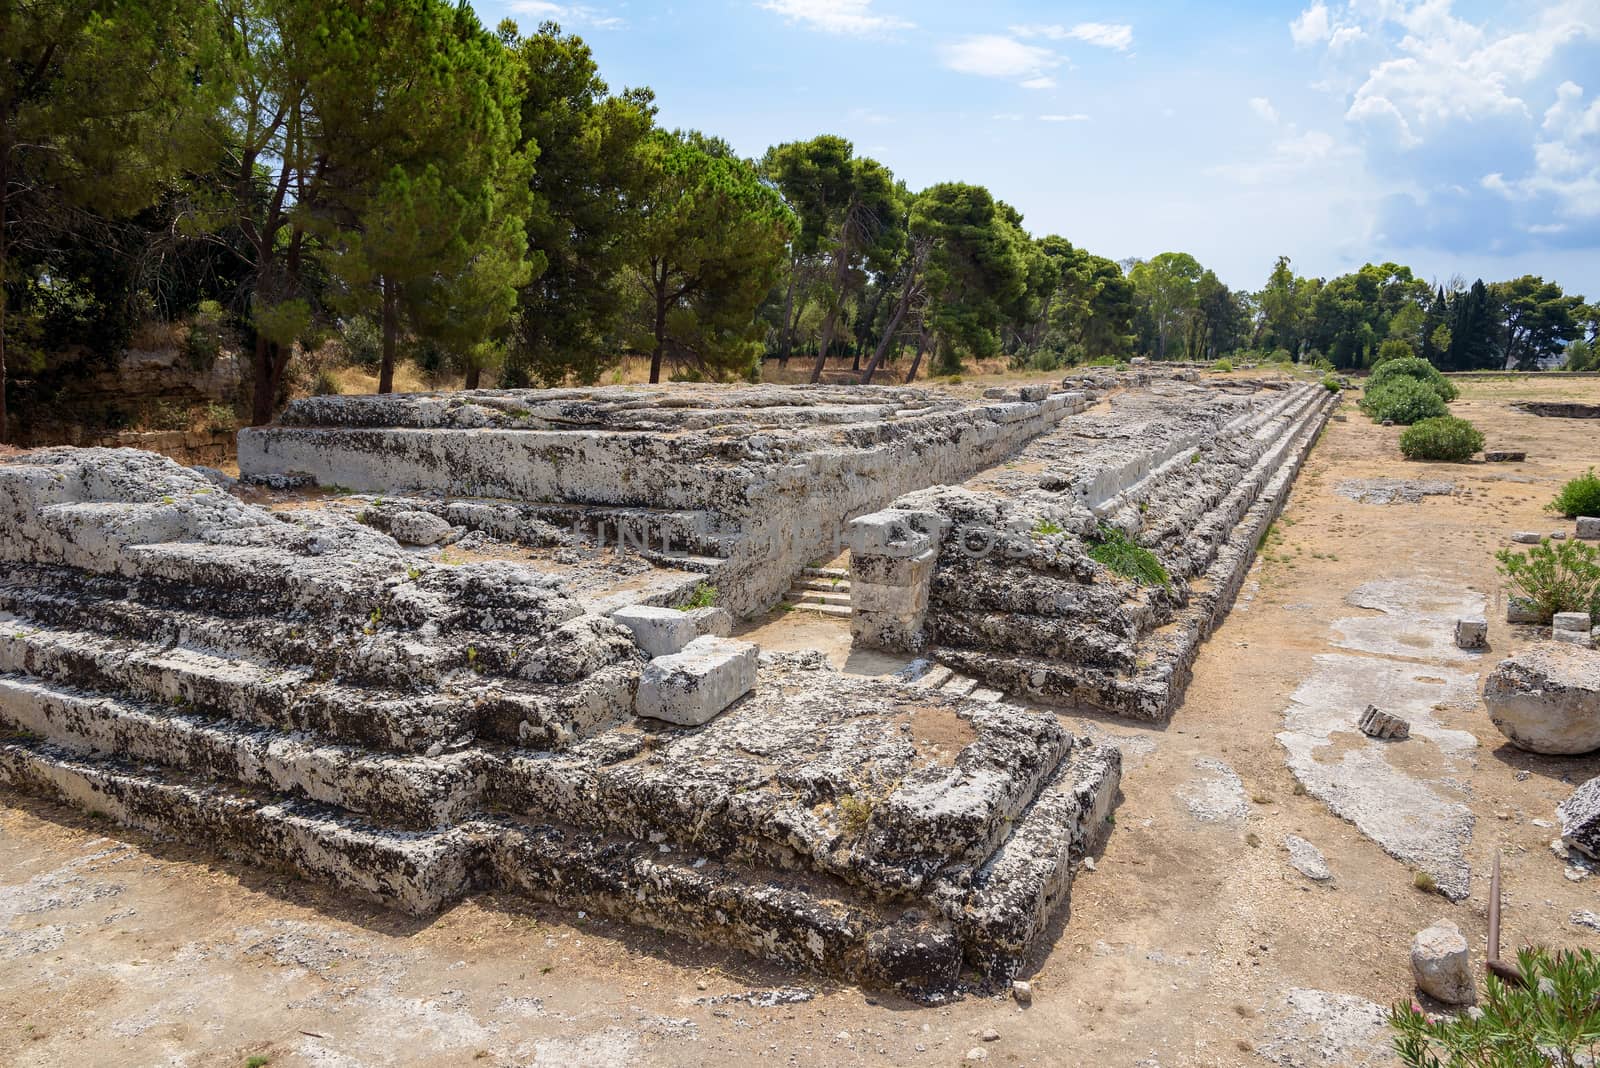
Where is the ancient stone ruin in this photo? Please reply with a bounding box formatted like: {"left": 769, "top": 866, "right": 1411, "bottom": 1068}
{"left": 0, "top": 370, "right": 1335, "bottom": 999}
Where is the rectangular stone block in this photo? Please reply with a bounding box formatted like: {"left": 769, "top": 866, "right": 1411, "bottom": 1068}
{"left": 1019, "top": 384, "right": 1051, "bottom": 402}
{"left": 612, "top": 605, "right": 698, "bottom": 658}
{"left": 634, "top": 637, "right": 757, "bottom": 726}
{"left": 685, "top": 606, "right": 733, "bottom": 638}
{"left": 1553, "top": 612, "right": 1593, "bottom": 633}
{"left": 847, "top": 509, "right": 945, "bottom": 557}
{"left": 850, "top": 609, "right": 926, "bottom": 653}
{"left": 852, "top": 547, "right": 936, "bottom": 588}
{"left": 1507, "top": 598, "right": 1543, "bottom": 624}
{"left": 1454, "top": 617, "right": 1488, "bottom": 650}
{"left": 1578, "top": 517, "right": 1600, "bottom": 540}
{"left": 1551, "top": 628, "right": 1594, "bottom": 648}
{"left": 853, "top": 579, "right": 930, "bottom": 616}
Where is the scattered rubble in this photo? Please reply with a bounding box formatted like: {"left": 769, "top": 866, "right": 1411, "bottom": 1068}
{"left": 1483, "top": 450, "right": 1526, "bottom": 462}
{"left": 1558, "top": 775, "right": 1600, "bottom": 859}
{"left": 1335, "top": 478, "right": 1455, "bottom": 506}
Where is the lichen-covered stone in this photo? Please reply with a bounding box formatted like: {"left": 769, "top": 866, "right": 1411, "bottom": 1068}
{"left": 1484, "top": 643, "right": 1600, "bottom": 754}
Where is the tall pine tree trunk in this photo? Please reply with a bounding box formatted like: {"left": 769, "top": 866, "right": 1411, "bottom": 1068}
{"left": 649, "top": 268, "right": 668, "bottom": 385}
{"left": 903, "top": 323, "right": 930, "bottom": 384}
{"left": 0, "top": 175, "right": 8, "bottom": 444}
{"left": 464, "top": 364, "right": 482, "bottom": 390}
{"left": 378, "top": 276, "right": 398, "bottom": 394}
{"left": 808, "top": 248, "right": 848, "bottom": 384}
{"left": 250, "top": 332, "right": 275, "bottom": 426}
{"left": 776, "top": 261, "right": 798, "bottom": 368}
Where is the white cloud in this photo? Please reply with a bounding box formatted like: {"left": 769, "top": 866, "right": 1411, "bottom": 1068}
{"left": 1021, "top": 75, "right": 1057, "bottom": 90}
{"left": 1250, "top": 96, "right": 1279, "bottom": 123}
{"left": 1013, "top": 21, "right": 1134, "bottom": 51}
{"left": 1290, "top": 2, "right": 1331, "bottom": 47}
{"left": 1209, "top": 129, "right": 1347, "bottom": 184}
{"left": 510, "top": 0, "right": 624, "bottom": 29}
{"left": 940, "top": 35, "right": 1061, "bottom": 80}
{"left": 1039, "top": 113, "right": 1091, "bottom": 122}
{"left": 757, "top": 0, "right": 912, "bottom": 34}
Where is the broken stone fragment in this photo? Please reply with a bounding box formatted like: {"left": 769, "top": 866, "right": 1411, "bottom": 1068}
{"left": 1578, "top": 517, "right": 1600, "bottom": 540}
{"left": 1483, "top": 450, "right": 1526, "bottom": 462}
{"left": 1011, "top": 980, "right": 1033, "bottom": 1006}
{"left": 1454, "top": 617, "right": 1488, "bottom": 650}
{"left": 390, "top": 510, "right": 453, "bottom": 546}
{"left": 1558, "top": 775, "right": 1600, "bottom": 860}
{"left": 1410, "top": 919, "right": 1475, "bottom": 1004}
{"left": 634, "top": 636, "right": 759, "bottom": 726}
{"left": 1483, "top": 643, "right": 1600, "bottom": 755}
{"left": 1284, "top": 834, "right": 1332, "bottom": 881}
{"left": 1358, "top": 704, "right": 1410, "bottom": 740}
{"left": 612, "top": 605, "right": 698, "bottom": 658}
{"left": 1552, "top": 629, "right": 1595, "bottom": 648}
{"left": 1511, "top": 532, "right": 1542, "bottom": 545}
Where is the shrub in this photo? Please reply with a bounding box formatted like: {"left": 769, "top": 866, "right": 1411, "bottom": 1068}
{"left": 1211, "top": 358, "right": 1233, "bottom": 372}
{"left": 1495, "top": 537, "right": 1600, "bottom": 621}
{"left": 202, "top": 403, "right": 237, "bottom": 434}
{"left": 1399, "top": 416, "right": 1484, "bottom": 462}
{"left": 684, "top": 583, "right": 718, "bottom": 609}
{"left": 184, "top": 300, "right": 227, "bottom": 371}
{"left": 1360, "top": 376, "right": 1449, "bottom": 425}
{"left": 1087, "top": 526, "right": 1171, "bottom": 589}
{"left": 1372, "top": 338, "right": 1414, "bottom": 366}
{"left": 1550, "top": 467, "right": 1600, "bottom": 518}
{"left": 311, "top": 368, "right": 342, "bottom": 396}
{"left": 1390, "top": 947, "right": 1600, "bottom": 1067}
{"left": 341, "top": 316, "right": 382, "bottom": 369}
{"left": 1367, "top": 356, "right": 1459, "bottom": 401}
{"left": 1321, "top": 375, "right": 1341, "bottom": 392}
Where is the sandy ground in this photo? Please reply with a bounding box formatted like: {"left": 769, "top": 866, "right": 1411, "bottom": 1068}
{"left": 4, "top": 374, "right": 1600, "bottom": 1067}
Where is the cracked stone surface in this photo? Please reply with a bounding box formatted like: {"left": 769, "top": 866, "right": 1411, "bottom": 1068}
{"left": 1177, "top": 757, "right": 1249, "bottom": 826}
{"left": 1334, "top": 479, "right": 1455, "bottom": 506}
{"left": 1258, "top": 988, "right": 1396, "bottom": 1067}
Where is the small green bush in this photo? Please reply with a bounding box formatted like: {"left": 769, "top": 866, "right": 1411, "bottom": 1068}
{"left": 684, "top": 583, "right": 718, "bottom": 609}
{"left": 1087, "top": 526, "right": 1171, "bottom": 589}
{"left": 1367, "top": 356, "right": 1459, "bottom": 401}
{"left": 341, "top": 316, "right": 382, "bottom": 369}
{"left": 1550, "top": 467, "right": 1600, "bottom": 518}
{"left": 311, "top": 368, "right": 342, "bottom": 396}
{"left": 1360, "top": 376, "right": 1449, "bottom": 425}
{"left": 1372, "top": 338, "right": 1414, "bottom": 366}
{"left": 1211, "top": 358, "right": 1233, "bottom": 372}
{"left": 1390, "top": 947, "right": 1600, "bottom": 1067}
{"left": 1398, "top": 416, "right": 1484, "bottom": 462}
{"left": 1321, "top": 375, "right": 1341, "bottom": 392}
{"left": 202, "top": 403, "right": 237, "bottom": 434}
{"left": 1495, "top": 537, "right": 1600, "bottom": 621}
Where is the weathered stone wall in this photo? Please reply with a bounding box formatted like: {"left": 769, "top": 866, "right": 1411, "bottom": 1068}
{"left": 238, "top": 385, "right": 1088, "bottom": 616}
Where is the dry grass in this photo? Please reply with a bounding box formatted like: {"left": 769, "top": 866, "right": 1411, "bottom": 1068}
{"left": 128, "top": 320, "right": 185, "bottom": 350}
{"left": 325, "top": 363, "right": 464, "bottom": 396}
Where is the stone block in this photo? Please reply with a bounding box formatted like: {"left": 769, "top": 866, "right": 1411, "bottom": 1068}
{"left": 1552, "top": 628, "right": 1594, "bottom": 648}
{"left": 613, "top": 605, "right": 699, "bottom": 658}
{"left": 1510, "top": 532, "right": 1542, "bottom": 544}
{"left": 390, "top": 510, "right": 453, "bottom": 546}
{"left": 1554, "top": 612, "right": 1593, "bottom": 633}
{"left": 1454, "top": 617, "right": 1488, "bottom": 650}
{"left": 1578, "top": 516, "right": 1600, "bottom": 540}
{"left": 850, "top": 609, "right": 926, "bottom": 653}
{"left": 1506, "top": 597, "right": 1543, "bottom": 624}
{"left": 634, "top": 637, "right": 758, "bottom": 726}
{"left": 685, "top": 606, "right": 733, "bottom": 639}
{"left": 1483, "top": 450, "right": 1525, "bottom": 462}
{"left": 847, "top": 509, "right": 945, "bottom": 557}
{"left": 1019, "top": 384, "right": 1051, "bottom": 402}
{"left": 852, "top": 548, "right": 936, "bottom": 588}
{"left": 853, "top": 580, "right": 930, "bottom": 616}
{"left": 1411, "top": 920, "right": 1474, "bottom": 1005}
{"left": 1484, "top": 643, "right": 1600, "bottom": 754}
{"left": 1560, "top": 775, "right": 1600, "bottom": 860}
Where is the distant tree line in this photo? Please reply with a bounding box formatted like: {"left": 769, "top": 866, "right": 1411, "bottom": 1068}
{"left": 3, "top": 4, "right": 1595, "bottom": 441}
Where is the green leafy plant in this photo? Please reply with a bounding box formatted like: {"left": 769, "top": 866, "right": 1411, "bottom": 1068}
{"left": 1367, "top": 355, "right": 1459, "bottom": 401}
{"left": 1495, "top": 538, "right": 1600, "bottom": 622}
{"left": 1550, "top": 468, "right": 1600, "bottom": 519}
{"left": 1031, "top": 518, "right": 1066, "bottom": 537}
{"left": 1211, "top": 358, "right": 1233, "bottom": 372}
{"left": 1087, "top": 526, "right": 1171, "bottom": 589}
{"left": 1322, "top": 375, "right": 1342, "bottom": 392}
{"left": 1389, "top": 947, "right": 1600, "bottom": 1067}
{"left": 684, "top": 583, "right": 718, "bottom": 609}
{"left": 836, "top": 794, "right": 874, "bottom": 837}
{"left": 1399, "top": 416, "right": 1485, "bottom": 462}
{"left": 1360, "top": 376, "right": 1450, "bottom": 425}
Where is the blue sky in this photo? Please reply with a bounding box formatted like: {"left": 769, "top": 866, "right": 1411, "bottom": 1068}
{"left": 473, "top": 0, "right": 1600, "bottom": 300}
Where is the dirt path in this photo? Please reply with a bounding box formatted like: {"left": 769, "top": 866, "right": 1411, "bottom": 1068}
{"left": 4, "top": 376, "right": 1599, "bottom": 1067}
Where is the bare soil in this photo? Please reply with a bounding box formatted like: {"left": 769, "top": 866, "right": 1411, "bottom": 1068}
{"left": 4, "top": 375, "right": 1600, "bottom": 1067}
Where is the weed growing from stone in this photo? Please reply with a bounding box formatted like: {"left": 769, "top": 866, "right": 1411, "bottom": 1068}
{"left": 837, "top": 795, "right": 874, "bottom": 837}
{"left": 1412, "top": 871, "right": 1438, "bottom": 894}
{"left": 1087, "top": 526, "right": 1171, "bottom": 589}
{"left": 1495, "top": 538, "right": 1600, "bottom": 621}
{"left": 1389, "top": 948, "right": 1600, "bottom": 1067}
{"left": 1550, "top": 467, "right": 1600, "bottom": 519}
{"left": 685, "top": 583, "right": 718, "bottom": 609}
{"left": 1030, "top": 518, "right": 1066, "bottom": 537}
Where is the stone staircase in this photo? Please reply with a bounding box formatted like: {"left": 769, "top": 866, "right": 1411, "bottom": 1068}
{"left": 783, "top": 566, "right": 852, "bottom": 617}
{"left": 0, "top": 448, "right": 1120, "bottom": 1001}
